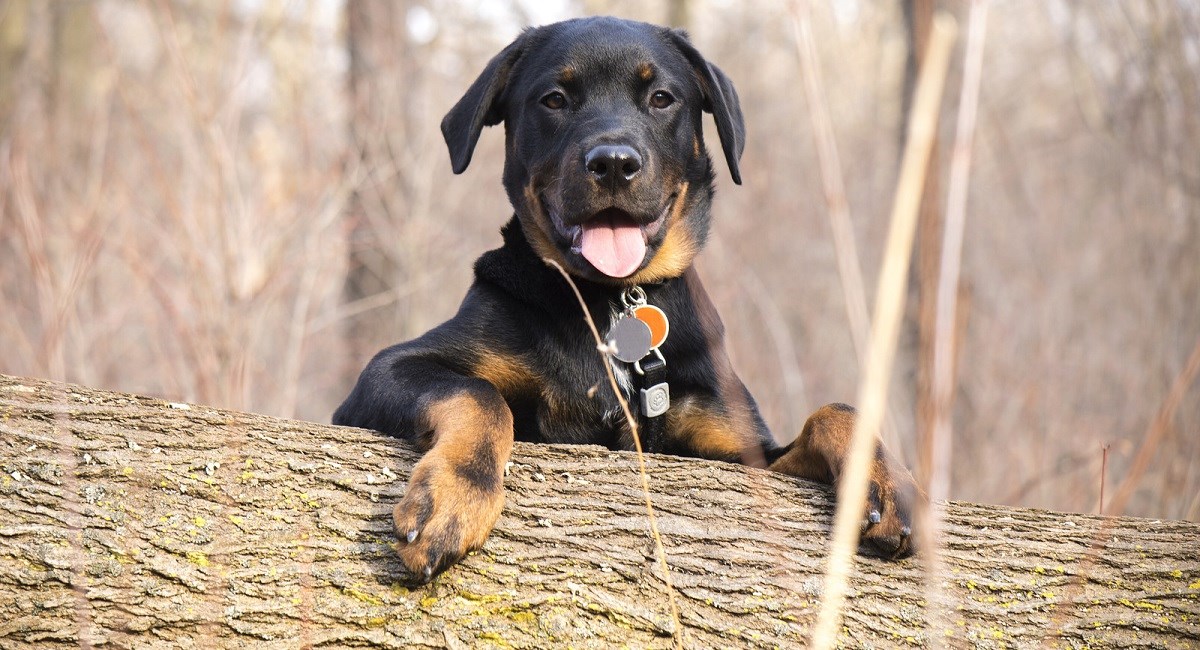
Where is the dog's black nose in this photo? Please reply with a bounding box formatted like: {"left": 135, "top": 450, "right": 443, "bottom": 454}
{"left": 585, "top": 145, "right": 642, "bottom": 188}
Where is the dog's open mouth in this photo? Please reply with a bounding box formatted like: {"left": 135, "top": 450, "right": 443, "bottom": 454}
{"left": 548, "top": 195, "right": 675, "bottom": 279}
{"left": 575, "top": 208, "right": 646, "bottom": 278}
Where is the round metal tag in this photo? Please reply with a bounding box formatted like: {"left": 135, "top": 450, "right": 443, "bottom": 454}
{"left": 607, "top": 317, "right": 652, "bottom": 363}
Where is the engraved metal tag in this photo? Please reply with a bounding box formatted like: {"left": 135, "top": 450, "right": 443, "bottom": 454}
{"left": 608, "top": 316, "right": 652, "bottom": 363}
{"left": 640, "top": 382, "right": 670, "bottom": 417}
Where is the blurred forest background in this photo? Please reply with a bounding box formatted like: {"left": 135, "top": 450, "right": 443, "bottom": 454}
{"left": 1, "top": 0, "right": 1197, "bottom": 522}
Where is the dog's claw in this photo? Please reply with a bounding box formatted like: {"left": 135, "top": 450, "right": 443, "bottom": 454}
{"left": 853, "top": 454, "right": 920, "bottom": 559}
{"left": 423, "top": 566, "right": 433, "bottom": 582}
{"left": 406, "top": 529, "right": 419, "bottom": 544}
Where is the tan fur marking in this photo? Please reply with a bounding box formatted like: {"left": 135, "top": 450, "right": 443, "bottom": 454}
{"left": 769, "top": 404, "right": 920, "bottom": 545}
{"left": 627, "top": 182, "right": 696, "bottom": 285}
{"left": 768, "top": 404, "right": 853, "bottom": 482}
{"left": 473, "top": 351, "right": 537, "bottom": 399}
{"left": 560, "top": 67, "right": 575, "bottom": 82}
{"left": 394, "top": 452, "right": 501, "bottom": 574}
{"left": 668, "top": 397, "right": 756, "bottom": 461}
{"left": 638, "top": 62, "right": 654, "bottom": 81}
{"left": 394, "top": 391, "right": 514, "bottom": 576}
{"left": 522, "top": 184, "right": 570, "bottom": 269}
{"left": 426, "top": 393, "right": 513, "bottom": 467}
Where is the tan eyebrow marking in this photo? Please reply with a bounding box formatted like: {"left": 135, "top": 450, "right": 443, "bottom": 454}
{"left": 638, "top": 62, "right": 654, "bottom": 81}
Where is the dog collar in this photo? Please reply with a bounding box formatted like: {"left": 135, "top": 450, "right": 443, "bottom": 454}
{"left": 606, "top": 286, "right": 670, "bottom": 452}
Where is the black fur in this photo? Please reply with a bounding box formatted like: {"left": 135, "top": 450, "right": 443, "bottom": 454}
{"left": 336, "top": 17, "right": 920, "bottom": 579}
{"left": 335, "top": 17, "right": 767, "bottom": 458}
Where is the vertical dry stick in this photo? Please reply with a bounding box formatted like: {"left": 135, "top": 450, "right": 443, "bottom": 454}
{"left": 810, "top": 14, "right": 957, "bottom": 650}
{"left": 544, "top": 259, "right": 684, "bottom": 648}
{"left": 787, "top": 1, "right": 904, "bottom": 453}
{"left": 930, "top": 0, "right": 989, "bottom": 510}
{"left": 921, "top": 1, "right": 989, "bottom": 645}
{"left": 1100, "top": 444, "right": 1109, "bottom": 515}
{"left": 788, "top": 0, "right": 870, "bottom": 369}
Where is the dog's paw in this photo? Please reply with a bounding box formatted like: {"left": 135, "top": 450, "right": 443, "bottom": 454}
{"left": 393, "top": 451, "right": 505, "bottom": 582}
{"left": 858, "top": 455, "right": 919, "bottom": 559}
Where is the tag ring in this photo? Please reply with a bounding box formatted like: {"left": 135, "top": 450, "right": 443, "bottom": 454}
{"left": 633, "top": 347, "right": 666, "bottom": 376}
{"left": 621, "top": 286, "right": 647, "bottom": 309}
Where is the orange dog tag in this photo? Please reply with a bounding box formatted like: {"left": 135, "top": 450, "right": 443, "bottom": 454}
{"left": 633, "top": 305, "right": 669, "bottom": 349}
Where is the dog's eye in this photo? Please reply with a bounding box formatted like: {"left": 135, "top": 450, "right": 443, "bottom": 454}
{"left": 650, "top": 91, "right": 674, "bottom": 109}
{"left": 541, "top": 92, "right": 567, "bottom": 110}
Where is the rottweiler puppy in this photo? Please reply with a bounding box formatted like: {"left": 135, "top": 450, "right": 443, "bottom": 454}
{"left": 334, "top": 16, "right": 918, "bottom": 582}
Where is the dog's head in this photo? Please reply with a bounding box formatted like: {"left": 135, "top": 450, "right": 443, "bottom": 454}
{"left": 442, "top": 17, "right": 744, "bottom": 285}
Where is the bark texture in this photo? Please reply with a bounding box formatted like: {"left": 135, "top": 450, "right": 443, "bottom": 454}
{"left": 1, "top": 374, "right": 1198, "bottom": 649}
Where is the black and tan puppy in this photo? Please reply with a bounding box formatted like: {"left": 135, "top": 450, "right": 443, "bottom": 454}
{"left": 334, "top": 16, "right": 919, "bottom": 581}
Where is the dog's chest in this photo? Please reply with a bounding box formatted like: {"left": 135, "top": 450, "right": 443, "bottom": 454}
{"left": 514, "top": 312, "right": 641, "bottom": 446}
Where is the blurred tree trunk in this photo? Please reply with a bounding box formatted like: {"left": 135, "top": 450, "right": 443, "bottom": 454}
{"left": 2, "top": 373, "right": 1199, "bottom": 648}
{"left": 0, "top": 0, "right": 96, "bottom": 383}
{"left": 0, "top": 0, "right": 33, "bottom": 119}
{"left": 343, "top": 0, "right": 416, "bottom": 375}
{"left": 666, "top": 0, "right": 690, "bottom": 29}
{"left": 901, "top": 0, "right": 948, "bottom": 488}
{"left": 344, "top": 0, "right": 405, "bottom": 366}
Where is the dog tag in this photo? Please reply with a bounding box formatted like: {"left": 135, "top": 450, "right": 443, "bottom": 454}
{"left": 640, "top": 382, "right": 670, "bottom": 417}
{"left": 608, "top": 316, "right": 652, "bottom": 363}
{"left": 633, "top": 305, "right": 669, "bottom": 349}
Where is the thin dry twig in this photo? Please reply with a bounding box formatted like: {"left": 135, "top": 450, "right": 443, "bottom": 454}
{"left": 929, "top": 0, "right": 989, "bottom": 509}
{"left": 920, "top": 2, "right": 990, "bottom": 644}
{"left": 1100, "top": 443, "right": 1110, "bottom": 515}
{"left": 788, "top": 0, "right": 870, "bottom": 370}
{"left": 543, "top": 259, "right": 683, "bottom": 647}
{"left": 810, "top": 13, "right": 958, "bottom": 650}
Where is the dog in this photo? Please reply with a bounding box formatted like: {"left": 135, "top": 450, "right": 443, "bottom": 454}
{"left": 334, "top": 16, "right": 919, "bottom": 582}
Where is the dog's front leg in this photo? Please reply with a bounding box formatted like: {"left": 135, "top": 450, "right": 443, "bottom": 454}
{"left": 769, "top": 403, "right": 920, "bottom": 557}
{"left": 393, "top": 383, "right": 513, "bottom": 582}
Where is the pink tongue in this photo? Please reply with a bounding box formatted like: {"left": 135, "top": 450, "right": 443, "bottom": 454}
{"left": 580, "top": 216, "right": 646, "bottom": 278}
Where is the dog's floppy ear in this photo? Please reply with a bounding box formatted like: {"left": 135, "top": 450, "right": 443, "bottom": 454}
{"left": 441, "top": 32, "right": 529, "bottom": 174}
{"left": 666, "top": 29, "right": 746, "bottom": 185}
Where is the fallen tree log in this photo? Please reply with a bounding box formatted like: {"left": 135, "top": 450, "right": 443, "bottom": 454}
{"left": 0, "top": 374, "right": 1197, "bottom": 649}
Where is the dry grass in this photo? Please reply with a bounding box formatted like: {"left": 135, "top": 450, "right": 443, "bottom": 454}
{"left": 1, "top": 0, "right": 1197, "bottom": 528}
{"left": 811, "top": 13, "right": 955, "bottom": 646}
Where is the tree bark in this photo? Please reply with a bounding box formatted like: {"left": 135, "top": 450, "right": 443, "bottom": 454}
{"left": 1, "top": 374, "right": 1197, "bottom": 649}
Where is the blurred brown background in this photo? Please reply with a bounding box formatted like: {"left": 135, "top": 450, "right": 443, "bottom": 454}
{"left": 1, "top": 0, "right": 1197, "bottom": 521}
